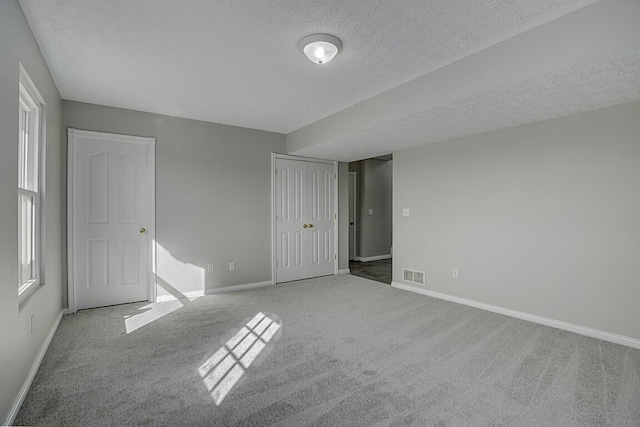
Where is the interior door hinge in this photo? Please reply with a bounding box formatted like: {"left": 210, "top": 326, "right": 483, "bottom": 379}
{"left": 334, "top": 173, "right": 337, "bottom": 179}
{"left": 276, "top": 260, "right": 278, "bottom": 267}
{"left": 335, "top": 254, "right": 337, "bottom": 260}
{"left": 334, "top": 213, "right": 337, "bottom": 220}
{"left": 275, "top": 169, "right": 277, "bottom": 175}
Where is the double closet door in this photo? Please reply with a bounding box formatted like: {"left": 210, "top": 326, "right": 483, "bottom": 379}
{"left": 275, "top": 157, "right": 336, "bottom": 283}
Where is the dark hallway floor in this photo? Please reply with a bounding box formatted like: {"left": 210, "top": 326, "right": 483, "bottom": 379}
{"left": 349, "top": 258, "right": 392, "bottom": 284}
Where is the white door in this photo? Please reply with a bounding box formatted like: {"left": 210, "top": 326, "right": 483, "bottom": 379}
{"left": 275, "top": 157, "right": 336, "bottom": 283}
{"left": 68, "top": 129, "right": 155, "bottom": 311}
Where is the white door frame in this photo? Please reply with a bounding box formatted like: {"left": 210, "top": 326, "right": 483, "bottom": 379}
{"left": 67, "top": 128, "right": 156, "bottom": 313}
{"left": 271, "top": 153, "right": 338, "bottom": 284}
{"left": 348, "top": 171, "right": 357, "bottom": 261}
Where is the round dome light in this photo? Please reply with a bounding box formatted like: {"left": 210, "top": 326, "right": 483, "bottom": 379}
{"left": 299, "top": 34, "right": 342, "bottom": 65}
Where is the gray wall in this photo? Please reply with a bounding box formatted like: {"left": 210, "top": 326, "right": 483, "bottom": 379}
{"left": 349, "top": 159, "right": 393, "bottom": 258}
{"left": 0, "top": 1, "right": 63, "bottom": 422}
{"left": 63, "top": 101, "right": 286, "bottom": 300}
{"left": 393, "top": 101, "right": 640, "bottom": 340}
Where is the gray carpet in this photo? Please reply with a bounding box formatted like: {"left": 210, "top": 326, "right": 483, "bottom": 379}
{"left": 15, "top": 274, "right": 640, "bottom": 426}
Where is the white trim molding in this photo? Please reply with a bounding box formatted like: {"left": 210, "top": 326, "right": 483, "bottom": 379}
{"left": 391, "top": 282, "right": 640, "bottom": 350}
{"left": 354, "top": 254, "right": 391, "bottom": 262}
{"left": 5, "top": 309, "right": 65, "bottom": 426}
{"left": 338, "top": 269, "right": 350, "bottom": 274}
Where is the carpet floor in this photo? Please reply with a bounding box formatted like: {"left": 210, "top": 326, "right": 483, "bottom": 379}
{"left": 15, "top": 274, "right": 640, "bottom": 426}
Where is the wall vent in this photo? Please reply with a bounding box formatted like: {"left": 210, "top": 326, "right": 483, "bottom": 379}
{"left": 403, "top": 268, "right": 425, "bottom": 285}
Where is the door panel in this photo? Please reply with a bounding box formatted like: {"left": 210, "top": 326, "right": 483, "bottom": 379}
{"left": 306, "top": 161, "right": 334, "bottom": 277}
{"left": 120, "top": 239, "right": 139, "bottom": 285}
{"left": 88, "top": 239, "right": 108, "bottom": 287}
{"left": 275, "top": 158, "right": 335, "bottom": 283}
{"left": 119, "top": 154, "right": 138, "bottom": 223}
{"left": 72, "top": 133, "right": 151, "bottom": 310}
{"left": 275, "top": 159, "right": 308, "bottom": 282}
{"left": 88, "top": 152, "right": 108, "bottom": 224}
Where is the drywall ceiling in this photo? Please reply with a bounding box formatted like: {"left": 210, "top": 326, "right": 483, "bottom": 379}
{"left": 287, "top": 0, "right": 640, "bottom": 161}
{"left": 21, "top": 0, "right": 595, "bottom": 133}
{"left": 19, "top": 0, "right": 639, "bottom": 161}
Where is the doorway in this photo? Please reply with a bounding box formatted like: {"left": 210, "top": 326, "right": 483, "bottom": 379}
{"left": 348, "top": 155, "right": 393, "bottom": 284}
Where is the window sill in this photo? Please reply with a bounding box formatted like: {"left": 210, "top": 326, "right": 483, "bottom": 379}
{"left": 18, "top": 280, "right": 42, "bottom": 309}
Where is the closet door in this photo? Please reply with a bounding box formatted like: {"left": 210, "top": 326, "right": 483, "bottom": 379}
{"left": 275, "top": 158, "right": 335, "bottom": 283}
{"left": 305, "top": 161, "right": 335, "bottom": 279}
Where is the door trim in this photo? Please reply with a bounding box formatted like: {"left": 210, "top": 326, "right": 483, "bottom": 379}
{"left": 271, "top": 153, "right": 338, "bottom": 284}
{"left": 67, "top": 128, "right": 156, "bottom": 313}
{"left": 348, "top": 171, "right": 357, "bottom": 261}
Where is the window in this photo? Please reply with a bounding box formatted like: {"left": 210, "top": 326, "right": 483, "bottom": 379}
{"left": 18, "top": 65, "right": 45, "bottom": 302}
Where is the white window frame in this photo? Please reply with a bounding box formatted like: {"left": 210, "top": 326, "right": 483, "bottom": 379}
{"left": 18, "top": 64, "right": 46, "bottom": 305}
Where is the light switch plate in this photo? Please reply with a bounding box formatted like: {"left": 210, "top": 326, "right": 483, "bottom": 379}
{"left": 368, "top": 209, "right": 374, "bottom": 215}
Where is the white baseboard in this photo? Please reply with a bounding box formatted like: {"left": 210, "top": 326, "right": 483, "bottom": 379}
{"left": 338, "top": 269, "right": 350, "bottom": 274}
{"left": 206, "top": 281, "right": 273, "bottom": 294}
{"left": 354, "top": 254, "right": 391, "bottom": 262}
{"left": 5, "top": 309, "right": 65, "bottom": 426}
{"left": 391, "top": 282, "right": 640, "bottom": 350}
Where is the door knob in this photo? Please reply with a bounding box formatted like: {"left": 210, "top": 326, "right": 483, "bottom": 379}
{"left": 303, "top": 224, "right": 308, "bottom": 229}
{"left": 308, "top": 224, "right": 314, "bottom": 228}
{"left": 139, "top": 227, "right": 146, "bottom": 234}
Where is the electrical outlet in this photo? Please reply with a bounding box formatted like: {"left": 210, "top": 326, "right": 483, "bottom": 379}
{"left": 31, "top": 315, "right": 36, "bottom": 334}
{"left": 229, "top": 262, "right": 235, "bottom": 271}
{"left": 452, "top": 269, "right": 459, "bottom": 279}
{"left": 402, "top": 208, "right": 410, "bottom": 217}
{"left": 368, "top": 209, "right": 374, "bottom": 215}
{"left": 207, "top": 264, "right": 214, "bottom": 273}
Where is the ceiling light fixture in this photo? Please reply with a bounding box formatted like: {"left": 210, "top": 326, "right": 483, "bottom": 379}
{"left": 299, "top": 34, "right": 342, "bottom": 65}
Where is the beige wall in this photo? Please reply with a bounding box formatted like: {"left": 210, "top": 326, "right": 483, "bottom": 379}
{"left": 0, "top": 1, "right": 64, "bottom": 422}
{"left": 393, "top": 101, "right": 640, "bottom": 340}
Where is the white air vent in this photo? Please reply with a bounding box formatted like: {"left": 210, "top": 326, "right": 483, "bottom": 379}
{"left": 403, "top": 268, "right": 425, "bottom": 285}
{"left": 413, "top": 271, "right": 425, "bottom": 285}
{"left": 403, "top": 269, "right": 414, "bottom": 282}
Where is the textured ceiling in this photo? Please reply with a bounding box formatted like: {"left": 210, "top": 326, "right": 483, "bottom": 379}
{"left": 292, "top": 48, "right": 640, "bottom": 161}
{"left": 20, "top": 0, "right": 597, "bottom": 135}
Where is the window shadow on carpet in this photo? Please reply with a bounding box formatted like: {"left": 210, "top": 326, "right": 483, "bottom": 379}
{"left": 199, "top": 312, "right": 282, "bottom": 405}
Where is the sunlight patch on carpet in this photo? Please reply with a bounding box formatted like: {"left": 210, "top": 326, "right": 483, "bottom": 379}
{"left": 124, "top": 299, "right": 183, "bottom": 334}
{"left": 199, "top": 312, "right": 282, "bottom": 405}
